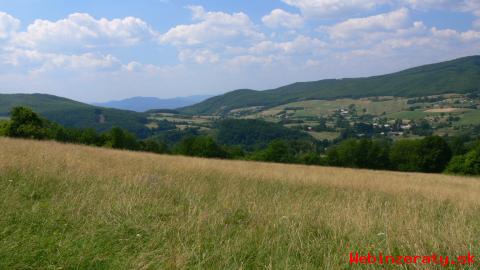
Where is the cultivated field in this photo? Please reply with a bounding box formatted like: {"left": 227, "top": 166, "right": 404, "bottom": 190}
{"left": 1, "top": 137, "right": 480, "bottom": 269}
{"left": 251, "top": 98, "right": 408, "bottom": 119}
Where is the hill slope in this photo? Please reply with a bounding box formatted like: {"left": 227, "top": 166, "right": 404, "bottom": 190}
{"left": 1, "top": 137, "right": 479, "bottom": 269}
{"left": 93, "top": 95, "right": 212, "bottom": 112}
{"left": 0, "top": 93, "right": 149, "bottom": 136}
{"left": 180, "top": 55, "right": 480, "bottom": 115}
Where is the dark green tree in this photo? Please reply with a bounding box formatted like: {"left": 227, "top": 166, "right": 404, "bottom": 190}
{"left": 252, "top": 140, "right": 295, "bottom": 163}
{"left": 389, "top": 140, "right": 422, "bottom": 172}
{"left": 298, "top": 152, "right": 321, "bottom": 165}
{"left": 106, "top": 127, "right": 139, "bottom": 150}
{"left": 140, "top": 139, "right": 169, "bottom": 154}
{"left": 0, "top": 120, "right": 10, "bottom": 136}
{"left": 6, "top": 107, "right": 48, "bottom": 139}
{"left": 324, "top": 139, "right": 390, "bottom": 170}
{"left": 390, "top": 136, "right": 452, "bottom": 173}
{"left": 447, "top": 136, "right": 469, "bottom": 156}
{"left": 417, "top": 136, "right": 452, "bottom": 173}
{"left": 445, "top": 146, "right": 480, "bottom": 175}
{"left": 79, "top": 128, "right": 102, "bottom": 146}
{"left": 174, "top": 136, "right": 228, "bottom": 158}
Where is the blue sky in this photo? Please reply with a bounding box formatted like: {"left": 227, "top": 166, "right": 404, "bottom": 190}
{"left": 0, "top": 0, "right": 479, "bottom": 102}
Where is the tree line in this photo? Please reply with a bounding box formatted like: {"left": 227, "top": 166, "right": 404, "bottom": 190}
{"left": 1, "top": 106, "right": 479, "bottom": 176}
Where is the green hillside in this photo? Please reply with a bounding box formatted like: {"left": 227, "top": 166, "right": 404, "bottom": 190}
{"left": 0, "top": 93, "right": 150, "bottom": 137}
{"left": 180, "top": 55, "right": 480, "bottom": 115}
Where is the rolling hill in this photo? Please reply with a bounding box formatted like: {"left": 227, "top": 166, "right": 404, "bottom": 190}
{"left": 180, "top": 55, "right": 480, "bottom": 115}
{"left": 1, "top": 137, "right": 479, "bottom": 268}
{"left": 0, "top": 93, "right": 150, "bottom": 137}
{"left": 93, "top": 95, "right": 212, "bottom": 112}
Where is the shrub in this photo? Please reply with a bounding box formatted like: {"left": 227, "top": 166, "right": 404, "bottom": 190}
{"left": 390, "top": 136, "right": 452, "bottom": 173}
{"left": 390, "top": 140, "right": 420, "bottom": 171}
{"left": 104, "top": 127, "right": 139, "bottom": 150}
{"left": 174, "top": 136, "right": 228, "bottom": 158}
{"left": 416, "top": 136, "right": 452, "bottom": 173}
{"left": 5, "top": 107, "right": 49, "bottom": 139}
{"left": 140, "top": 140, "right": 169, "bottom": 154}
{"left": 252, "top": 140, "right": 296, "bottom": 163}
{"left": 445, "top": 155, "right": 467, "bottom": 175}
{"left": 324, "top": 139, "right": 390, "bottom": 170}
{"left": 446, "top": 147, "right": 480, "bottom": 175}
{"left": 0, "top": 120, "right": 9, "bottom": 136}
{"left": 298, "top": 152, "right": 321, "bottom": 165}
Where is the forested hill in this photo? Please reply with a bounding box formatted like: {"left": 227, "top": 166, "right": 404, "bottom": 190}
{"left": 0, "top": 93, "right": 150, "bottom": 137}
{"left": 179, "top": 55, "right": 480, "bottom": 115}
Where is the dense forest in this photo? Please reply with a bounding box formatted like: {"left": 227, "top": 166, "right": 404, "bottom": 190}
{"left": 2, "top": 106, "right": 480, "bottom": 176}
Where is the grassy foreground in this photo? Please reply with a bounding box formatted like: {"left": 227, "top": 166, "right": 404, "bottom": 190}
{"left": 1, "top": 138, "right": 480, "bottom": 269}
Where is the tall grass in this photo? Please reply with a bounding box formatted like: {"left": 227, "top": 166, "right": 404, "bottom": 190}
{"left": 1, "top": 137, "right": 479, "bottom": 269}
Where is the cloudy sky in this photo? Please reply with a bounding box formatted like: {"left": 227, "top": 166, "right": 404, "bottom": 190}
{"left": 0, "top": 0, "right": 479, "bottom": 102}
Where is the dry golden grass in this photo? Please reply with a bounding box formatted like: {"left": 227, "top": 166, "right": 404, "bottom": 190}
{"left": 1, "top": 137, "right": 480, "bottom": 269}
{"left": 424, "top": 108, "right": 463, "bottom": 113}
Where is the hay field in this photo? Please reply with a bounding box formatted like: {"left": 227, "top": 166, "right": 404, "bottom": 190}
{"left": 255, "top": 98, "right": 408, "bottom": 119}
{"left": 1, "top": 137, "right": 480, "bottom": 269}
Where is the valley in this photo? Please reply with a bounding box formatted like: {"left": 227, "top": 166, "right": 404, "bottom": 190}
{"left": 2, "top": 56, "right": 480, "bottom": 175}
{"left": 149, "top": 93, "right": 480, "bottom": 141}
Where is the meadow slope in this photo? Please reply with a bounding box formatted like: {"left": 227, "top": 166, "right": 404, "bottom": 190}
{"left": 1, "top": 137, "right": 480, "bottom": 269}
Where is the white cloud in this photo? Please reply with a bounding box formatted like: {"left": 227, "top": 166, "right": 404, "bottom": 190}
{"left": 283, "top": 0, "right": 480, "bottom": 23}
{"left": 401, "top": 0, "right": 478, "bottom": 11}
{"left": 262, "top": 9, "right": 304, "bottom": 29}
{"left": 401, "top": 0, "right": 458, "bottom": 9}
{"left": 122, "top": 61, "right": 181, "bottom": 75}
{"left": 0, "top": 12, "right": 20, "bottom": 39}
{"left": 431, "top": 27, "right": 480, "bottom": 42}
{"left": 0, "top": 3, "right": 479, "bottom": 101}
{"left": 249, "top": 35, "right": 326, "bottom": 55}
{"left": 227, "top": 55, "right": 278, "bottom": 67}
{"left": 474, "top": 18, "right": 480, "bottom": 29}
{"left": 3, "top": 48, "right": 121, "bottom": 72}
{"left": 159, "top": 6, "right": 264, "bottom": 46}
{"left": 122, "top": 61, "right": 143, "bottom": 72}
{"left": 401, "top": 0, "right": 480, "bottom": 29}
{"left": 178, "top": 49, "right": 220, "bottom": 64}
{"left": 356, "top": 25, "right": 480, "bottom": 59}
{"left": 282, "top": 0, "right": 385, "bottom": 18}
{"left": 328, "top": 8, "right": 410, "bottom": 39}
{"left": 460, "top": 30, "right": 480, "bottom": 41}
{"left": 12, "top": 13, "right": 156, "bottom": 51}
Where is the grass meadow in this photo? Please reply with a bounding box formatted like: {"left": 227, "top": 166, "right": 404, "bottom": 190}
{"left": 1, "top": 137, "right": 480, "bottom": 269}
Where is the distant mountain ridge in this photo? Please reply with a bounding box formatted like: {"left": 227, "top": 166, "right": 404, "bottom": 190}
{"left": 93, "top": 95, "right": 212, "bottom": 112}
{"left": 179, "top": 55, "right": 480, "bottom": 115}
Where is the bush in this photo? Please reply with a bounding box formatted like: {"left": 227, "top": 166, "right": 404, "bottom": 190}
{"left": 445, "top": 147, "right": 480, "bottom": 175}
{"left": 324, "top": 139, "right": 391, "bottom": 170}
{"left": 389, "top": 140, "right": 421, "bottom": 172}
{"left": 462, "top": 149, "right": 480, "bottom": 175}
{"left": 250, "top": 140, "right": 296, "bottom": 163}
{"left": 174, "top": 136, "right": 228, "bottom": 158}
{"left": 223, "top": 146, "right": 245, "bottom": 159}
{"left": 417, "top": 136, "right": 452, "bottom": 173}
{"left": 5, "top": 107, "right": 49, "bottom": 139}
{"left": 390, "top": 136, "right": 452, "bottom": 173}
{"left": 445, "top": 155, "right": 468, "bottom": 174}
{"left": 0, "top": 120, "right": 9, "bottom": 136}
{"left": 104, "top": 127, "right": 140, "bottom": 150}
{"left": 140, "top": 140, "right": 169, "bottom": 154}
{"left": 298, "top": 152, "right": 321, "bottom": 165}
